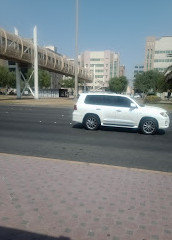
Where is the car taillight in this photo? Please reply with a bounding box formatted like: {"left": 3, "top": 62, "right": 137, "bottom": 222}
{"left": 74, "top": 104, "right": 77, "bottom": 110}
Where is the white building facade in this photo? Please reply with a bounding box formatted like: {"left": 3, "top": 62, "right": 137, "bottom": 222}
{"left": 144, "top": 36, "right": 172, "bottom": 73}
{"left": 80, "top": 50, "right": 120, "bottom": 91}
{"left": 134, "top": 64, "right": 144, "bottom": 77}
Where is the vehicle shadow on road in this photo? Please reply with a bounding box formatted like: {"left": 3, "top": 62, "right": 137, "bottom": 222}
{"left": 156, "top": 129, "right": 166, "bottom": 135}
{"left": 0, "top": 226, "right": 71, "bottom": 240}
{"left": 73, "top": 123, "right": 138, "bottom": 134}
{"left": 100, "top": 126, "right": 138, "bottom": 134}
{"left": 72, "top": 123, "right": 84, "bottom": 129}
{"left": 73, "top": 124, "right": 166, "bottom": 135}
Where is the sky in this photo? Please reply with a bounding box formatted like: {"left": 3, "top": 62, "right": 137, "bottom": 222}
{"left": 0, "top": 0, "right": 172, "bottom": 79}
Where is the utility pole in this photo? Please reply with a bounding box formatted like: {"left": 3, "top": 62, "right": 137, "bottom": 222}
{"left": 74, "top": 0, "right": 79, "bottom": 100}
{"left": 14, "top": 27, "right": 21, "bottom": 99}
{"left": 33, "top": 26, "right": 39, "bottom": 99}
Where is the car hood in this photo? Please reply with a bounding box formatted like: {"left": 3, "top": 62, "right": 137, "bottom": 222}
{"left": 140, "top": 105, "right": 167, "bottom": 113}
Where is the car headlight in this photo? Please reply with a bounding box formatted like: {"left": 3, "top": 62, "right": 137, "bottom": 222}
{"left": 160, "top": 112, "right": 168, "bottom": 117}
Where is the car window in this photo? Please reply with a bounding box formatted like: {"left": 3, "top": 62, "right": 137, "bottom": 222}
{"left": 85, "top": 95, "right": 103, "bottom": 105}
{"left": 85, "top": 95, "right": 118, "bottom": 106}
{"left": 116, "top": 96, "right": 131, "bottom": 107}
{"left": 103, "top": 96, "right": 118, "bottom": 106}
{"left": 84, "top": 95, "right": 131, "bottom": 107}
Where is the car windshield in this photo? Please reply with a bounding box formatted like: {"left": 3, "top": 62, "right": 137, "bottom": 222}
{"left": 132, "top": 98, "right": 145, "bottom": 107}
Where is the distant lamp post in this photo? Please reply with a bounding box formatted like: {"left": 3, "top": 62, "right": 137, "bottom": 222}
{"left": 33, "top": 26, "right": 39, "bottom": 99}
{"left": 74, "top": 0, "right": 79, "bottom": 99}
{"left": 14, "top": 27, "right": 21, "bottom": 99}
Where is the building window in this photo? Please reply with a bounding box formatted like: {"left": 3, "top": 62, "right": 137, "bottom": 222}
{"left": 154, "top": 59, "right": 172, "bottom": 62}
{"left": 90, "top": 64, "right": 104, "bottom": 67}
{"left": 90, "top": 58, "right": 101, "bottom": 61}
{"left": 95, "top": 75, "right": 103, "bottom": 78}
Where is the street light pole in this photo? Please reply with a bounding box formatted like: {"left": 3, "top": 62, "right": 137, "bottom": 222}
{"left": 74, "top": 0, "right": 79, "bottom": 100}
{"left": 33, "top": 26, "right": 39, "bottom": 99}
{"left": 14, "top": 27, "right": 21, "bottom": 99}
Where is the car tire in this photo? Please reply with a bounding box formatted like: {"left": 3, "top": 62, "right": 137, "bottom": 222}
{"left": 84, "top": 114, "right": 100, "bottom": 131}
{"left": 139, "top": 118, "right": 158, "bottom": 135}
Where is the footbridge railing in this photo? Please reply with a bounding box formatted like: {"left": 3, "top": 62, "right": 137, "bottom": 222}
{"left": 0, "top": 27, "right": 92, "bottom": 82}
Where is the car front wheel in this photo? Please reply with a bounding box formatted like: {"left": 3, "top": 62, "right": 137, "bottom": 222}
{"left": 140, "top": 118, "right": 158, "bottom": 135}
{"left": 84, "top": 114, "right": 100, "bottom": 130}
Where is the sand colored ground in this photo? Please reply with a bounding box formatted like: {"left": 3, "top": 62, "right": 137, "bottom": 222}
{"left": 0, "top": 95, "right": 74, "bottom": 108}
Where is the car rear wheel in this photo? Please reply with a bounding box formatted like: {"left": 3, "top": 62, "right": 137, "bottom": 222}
{"left": 140, "top": 118, "right": 158, "bottom": 135}
{"left": 84, "top": 114, "right": 100, "bottom": 130}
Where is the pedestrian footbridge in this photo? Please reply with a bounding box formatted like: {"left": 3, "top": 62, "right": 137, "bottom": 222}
{"left": 0, "top": 28, "right": 93, "bottom": 98}
{"left": 0, "top": 27, "right": 92, "bottom": 85}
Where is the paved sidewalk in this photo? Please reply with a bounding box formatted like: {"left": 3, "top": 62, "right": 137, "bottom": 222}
{"left": 0, "top": 153, "right": 172, "bottom": 240}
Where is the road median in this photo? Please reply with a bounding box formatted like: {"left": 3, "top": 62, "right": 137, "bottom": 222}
{"left": 0, "top": 95, "right": 74, "bottom": 108}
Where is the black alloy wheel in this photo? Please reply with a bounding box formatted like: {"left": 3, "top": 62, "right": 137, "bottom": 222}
{"left": 140, "top": 118, "right": 158, "bottom": 135}
{"left": 84, "top": 114, "right": 100, "bottom": 130}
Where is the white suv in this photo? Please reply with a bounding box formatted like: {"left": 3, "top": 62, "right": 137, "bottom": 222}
{"left": 72, "top": 93, "right": 170, "bottom": 135}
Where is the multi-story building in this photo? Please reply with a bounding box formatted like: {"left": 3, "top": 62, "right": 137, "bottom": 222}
{"left": 134, "top": 64, "right": 144, "bottom": 77}
{"left": 80, "top": 50, "right": 120, "bottom": 91}
{"left": 144, "top": 36, "right": 172, "bottom": 73}
{"left": 119, "top": 65, "right": 125, "bottom": 77}
{"left": 45, "top": 46, "right": 63, "bottom": 89}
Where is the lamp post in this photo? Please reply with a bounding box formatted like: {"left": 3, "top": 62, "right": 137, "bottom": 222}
{"left": 74, "top": 0, "right": 79, "bottom": 100}
{"left": 14, "top": 27, "right": 21, "bottom": 99}
{"left": 33, "top": 26, "right": 39, "bottom": 99}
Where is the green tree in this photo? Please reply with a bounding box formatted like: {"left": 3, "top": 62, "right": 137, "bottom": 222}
{"left": 109, "top": 76, "right": 128, "bottom": 93}
{"left": 8, "top": 71, "right": 16, "bottom": 88}
{"left": 0, "top": 66, "right": 10, "bottom": 87}
{"left": 60, "top": 78, "right": 74, "bottom": 88}
{"left": 0, "top": 66, "right": 16, "bottom": 88}
{"left": 134, "top": 70, "right": 167, "bottom": 93}
{"left": 26, "top": 68, "right": 51, "bottom": 88}
{"left": 164, "top": 65, "right": 172, "bottom": 90}
{"left": 39, "top": 70, "right": 51, "bottom": 88}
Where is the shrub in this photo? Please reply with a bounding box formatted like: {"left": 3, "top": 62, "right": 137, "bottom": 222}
{"left": 147, "top": 92, "right": 156, "bottom": 96}
{"left": 144, "top": 95, "right": 161, "bottom": 104}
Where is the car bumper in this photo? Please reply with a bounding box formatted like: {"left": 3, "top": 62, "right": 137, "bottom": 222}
{"left": 158, "top": 117, "right": 170, "bottom": 129}
{"left": 72, "top": 112, "right": 83, "bottom": 123}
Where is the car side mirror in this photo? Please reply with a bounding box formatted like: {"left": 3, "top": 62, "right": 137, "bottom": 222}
{"left": 130, "top": 103, "right": 137, "bottom": 108}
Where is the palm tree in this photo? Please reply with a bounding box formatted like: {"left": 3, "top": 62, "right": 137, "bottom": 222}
{"left": 164, "top": 65, "right": 172, "bottom": 83}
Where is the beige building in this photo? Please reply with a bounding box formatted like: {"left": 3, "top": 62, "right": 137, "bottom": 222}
{"left": 119, "top": 65, "right": 125, "bottom": 76}
{"left": 134, "top": 64, "right": 144, "bottom": 77}
{"left": 144, "top": 36, "right": 172, "bottom": 72}
{"left": 80, "top": 50, "right": 120, "bottom": 91}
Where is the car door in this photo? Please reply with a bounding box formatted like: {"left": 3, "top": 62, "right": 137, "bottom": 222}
{"left": 100, "top": 96, "right": 117, "bottom": 125}
{"left": 114, "top": 96, "right": 139, "bottom": 127}
{"left": 83, "top": 95, "right": 115, "bottom": 124}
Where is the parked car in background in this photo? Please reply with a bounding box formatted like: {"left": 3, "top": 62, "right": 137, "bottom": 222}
{"left": 8, "top": 89, "right": 16, "bottom": 95}
{"left": 133, "top": 93, "right": 141, "bottom": 98}
{"left": 72, "top": 93, "right": 170, "bottom": 135}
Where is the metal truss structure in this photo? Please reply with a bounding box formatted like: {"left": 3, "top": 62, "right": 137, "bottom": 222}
{"left": 0, "top": 27, "right": 93, "bottom": 98}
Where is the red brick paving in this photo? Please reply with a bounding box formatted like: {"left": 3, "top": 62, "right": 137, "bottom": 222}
{"left": 0, "top": 153, "right": 172, "bottom": 240}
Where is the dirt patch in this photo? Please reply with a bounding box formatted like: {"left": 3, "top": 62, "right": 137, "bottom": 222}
{"left": 0, "top": 95, "right": 75, "bottom": 108}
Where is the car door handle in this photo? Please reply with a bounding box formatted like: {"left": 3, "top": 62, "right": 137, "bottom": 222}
{"left": 96, "top": 108, "right": 101, "bottom": 110}
{"left": 116, "top": 109, "right": 122, "bottom": 112}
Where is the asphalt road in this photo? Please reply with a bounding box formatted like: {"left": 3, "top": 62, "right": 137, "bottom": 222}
{"left": 0, "top": 105, "right": 172, "bottom": 172}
